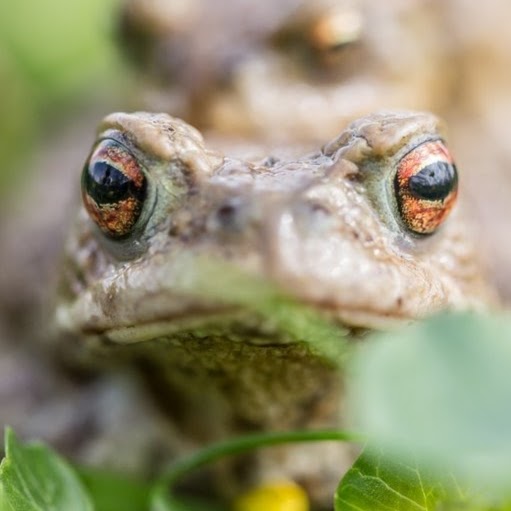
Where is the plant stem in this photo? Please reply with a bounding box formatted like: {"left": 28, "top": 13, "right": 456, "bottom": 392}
{"left": 151, "top": 429, "right": 364, "bottom": 506}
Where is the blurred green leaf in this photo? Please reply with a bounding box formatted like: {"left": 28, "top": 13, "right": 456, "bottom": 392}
{"left": 151, "top": 493, "right": 225, "bottom": 511}
{"left": 0, "top": 48, "right": 37, "bottom": 192}
{"left": 348, "top": 313, "right": 511, "bottom": 496}
{"left": 0, "top": 0, "right": 126, "bottom": 193}
{"left": 78, "top": 466, "right": 151, "bottom": 511}
{"left": 0, "top": 0, "right": 120, "bottom": 101}
{"left": 334, "top": 446, "right": 488, "bottom": 511}
{"left": 0, "top": 428, "right": 93, "bottom": 511}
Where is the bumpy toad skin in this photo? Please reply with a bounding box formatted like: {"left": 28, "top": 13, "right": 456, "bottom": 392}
{"left": 118, "top": 0, "right": 511, "bottom": 303}
{"left": 56, "top": 111, "right": 494, "bottom": 506}
{"left": 119, "top": 0, "right": 450, "bottom": 143}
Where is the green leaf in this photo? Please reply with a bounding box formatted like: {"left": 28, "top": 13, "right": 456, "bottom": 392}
{"left": 151, "top": 492, "right": 225, "bottom": 511}
{"left": 0, "top": 428, "right": 93, "bottom": 511}
{"left": 78, "top": 466, "right": 150, "bottom": 511}
{"left": 347, "top": 313, "right": 511, "bottom": 497}
{"left": 334, "top": 447, "right": 483, "bottom": 511}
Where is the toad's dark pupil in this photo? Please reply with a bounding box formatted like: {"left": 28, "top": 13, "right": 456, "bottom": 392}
{"left": 84, "top": 161, "right": 132, "bottom": 204}
{"left": 409, "top": 161, "right": 458, "bottom": 201}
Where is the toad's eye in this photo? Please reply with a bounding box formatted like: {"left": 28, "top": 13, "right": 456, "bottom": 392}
{"left": 395, "top": 140, "right": 458, "bottom": 235}
{"left": 81, "top": 140, "right": 147, "bottom": 238}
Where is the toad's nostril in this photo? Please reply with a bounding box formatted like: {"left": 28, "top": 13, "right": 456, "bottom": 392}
{"left": 217, "top": 203, "right": 238, "bottom": 226}
{"left": 208, "top": 198, "right": 249, "bottom": 234}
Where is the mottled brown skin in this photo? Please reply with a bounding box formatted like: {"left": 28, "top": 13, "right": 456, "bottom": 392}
{"left": 56, "top": 111, "right": 495, "bottom": 507}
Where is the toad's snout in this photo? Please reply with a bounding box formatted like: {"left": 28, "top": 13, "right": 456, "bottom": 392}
{"left": 201, "top": 186, "right": 338, "bottom": 279}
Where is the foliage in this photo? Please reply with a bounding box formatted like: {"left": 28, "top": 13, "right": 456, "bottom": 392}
{"left": 0, "top": 428, "right": 93, "bottom": 511}
{"left": 0, "top": 0, "right": 123, "bottom": 194}
{"left": 348, "top": 313, "right": 511, "bottom": 497}
{"left": 3, "top": 313, "right": 511, "bottom": 510}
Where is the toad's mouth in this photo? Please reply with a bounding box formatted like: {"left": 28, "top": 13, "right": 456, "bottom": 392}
{"left": 68, "top": 299, "right": 409, "bottom": 359}
{"left": 57, "top": 254, "right": 411, "bottom": 350}
{"left": 73, "top": 302, "right": 403, "bottom": 372}
{"left": 97, "top": 305, "right": 350, "bottom": 344}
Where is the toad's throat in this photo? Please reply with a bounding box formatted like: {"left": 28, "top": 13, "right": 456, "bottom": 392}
{"left": 86, "top": 309, "right": 351, "bottom": 436}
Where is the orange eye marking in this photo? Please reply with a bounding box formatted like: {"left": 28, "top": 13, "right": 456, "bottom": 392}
{"left": 395, "top": 140, "right": 458, "bottom": 235}
{"left": 81, "top": 140, "right": 147, "bottom": 238}
{"left": 82, "top": 195, "right": 141, "bottom": 238}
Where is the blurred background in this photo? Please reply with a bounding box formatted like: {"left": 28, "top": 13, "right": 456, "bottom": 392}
{"left": 0, "top": 0, "right": 126, "bottom": 196}
{"left": 0, "top": 0, "right": 511, "bottom": 478}
{"left": 1, "top": 0, "right": 511, "bottom": 277}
